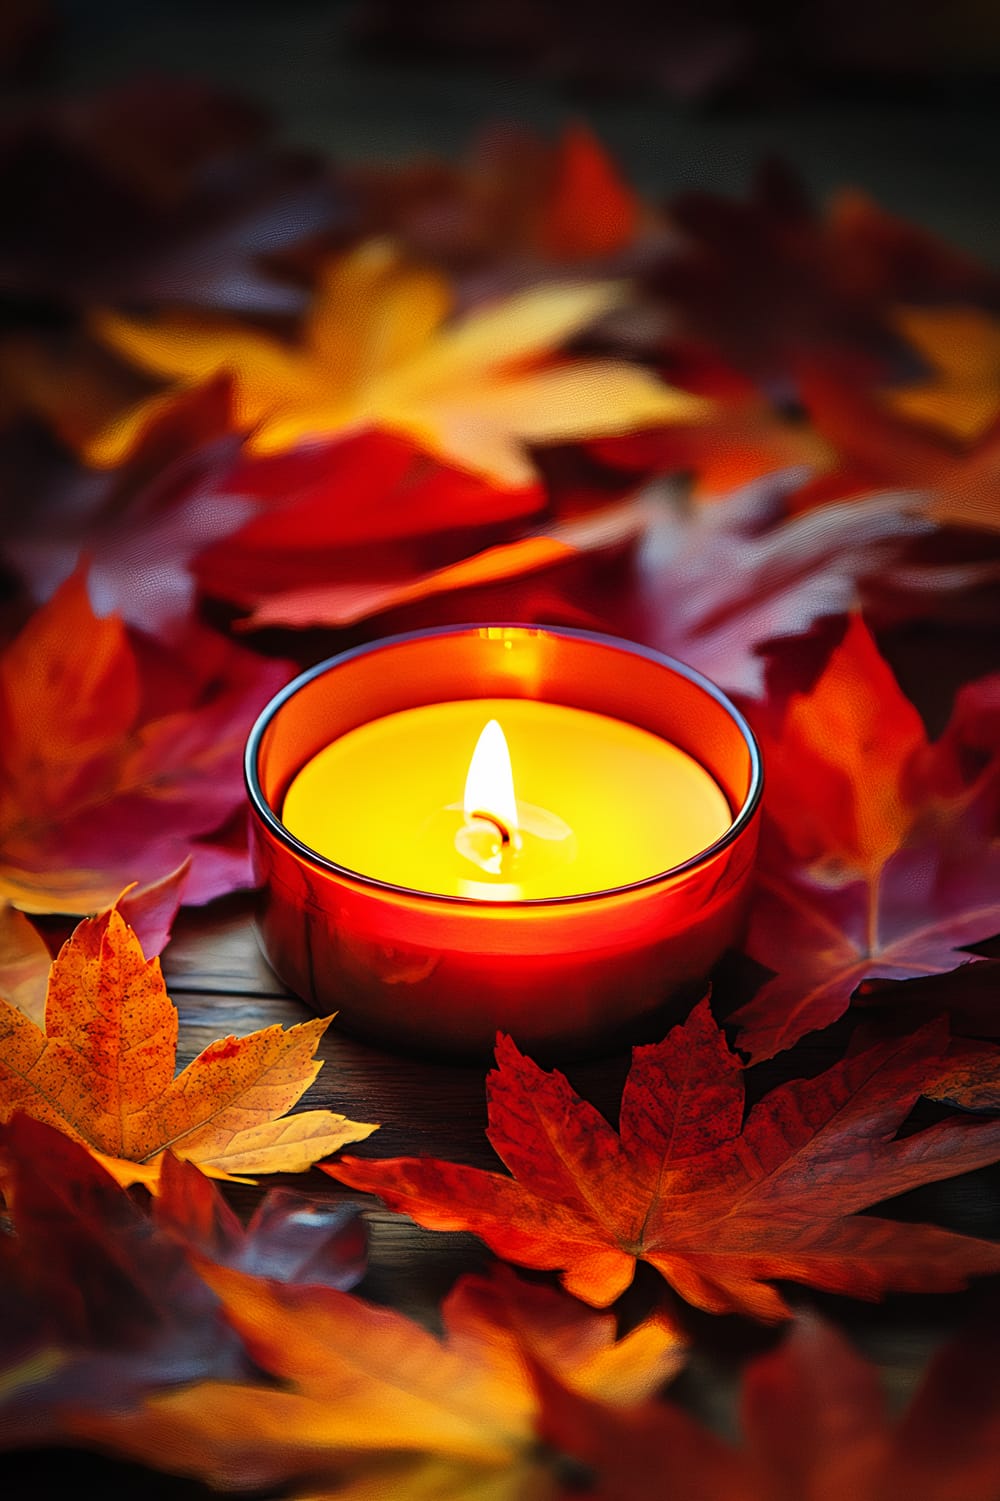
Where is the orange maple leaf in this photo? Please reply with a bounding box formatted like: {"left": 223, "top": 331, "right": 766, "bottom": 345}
{"left": 884, "top": 305, "right": 1000, "bottom": 442}
{"left": 0, "top": 906, "right": 376, "bottom": 1189}
{"left": 84, "top": 240, "right": 707, "bottom": 484}
{"left": 327, "top": 1000, "right": 1000, "bottom": 1320}
{"left": 69, "top": 1261, "right": 684, "bottom": 1497}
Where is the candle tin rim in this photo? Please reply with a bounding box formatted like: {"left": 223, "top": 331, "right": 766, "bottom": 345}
{"left": 245, "top": 623, "right": 763, "bottom": 908}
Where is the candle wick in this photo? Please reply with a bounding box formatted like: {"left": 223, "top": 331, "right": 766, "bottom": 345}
{"left": 469, "top": 810, "right": 513, "bottom": 847}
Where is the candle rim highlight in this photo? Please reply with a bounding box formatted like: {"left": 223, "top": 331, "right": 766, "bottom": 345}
{"left": 245, "top": 623, "right": 764, "bottom": 908}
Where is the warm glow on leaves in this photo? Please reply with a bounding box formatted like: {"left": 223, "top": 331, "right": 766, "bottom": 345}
{"left": 70, "top": 1261, "right": 685, "bottom": 1497}
{"left": 733, "top": 618, "right": 1000, "bottom": 1059}
{"left": 0, "top": 907, "right": 376, "bottom": 1188}
{"left": 87, "top": 240, "right": 707, "bottom": 485}
{"left": 328, "top": 1000, "right": 1000, "bottom": 1320}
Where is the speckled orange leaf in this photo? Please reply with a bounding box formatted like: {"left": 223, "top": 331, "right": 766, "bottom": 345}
{"left": 86, "top": 240, "right": 707, "bottom": 485}
{"left": 0, "top": 907, "right": 375, "bottom": 1189}
{"left": 328, "top": 1001, "right": 1000, "bottom": 1320}
{"left": 69, "top": 1262, "right": 684, "bottom": 1497}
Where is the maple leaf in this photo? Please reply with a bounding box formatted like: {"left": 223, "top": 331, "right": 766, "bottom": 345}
{"left": 731, "top": 619, "right": 1000, "bottom": 1060}
{"left": 0, "top": 572, "right": 289, "bottom": 913}
{"left": 794, "top": 358, "right": 1000, "bottom": 532}
{"left": 647, "top": 162, "right": 1000, "bottom": 394}
{"left": 327, "top": 999, "right": 1000, "bottom": 1320}
{"left": 0, "top": 906, "right": 376, "bottom": 1188}
{"left": 0, "top": 865, "right": 190, "bottom": 1027}
{"left": 0, "top": 378, "right": 257, "bottom": 636}
{"left": 199, "top": 429, "right": 644, "bottom": 630}
{"left": 0, "top": 1115, "right": 246, "bottom": 1450}
{"left": 154, "top": 1152, "right": 369, "bottom": 1291}
{"left": 592, "top": 471, "right": 942, "bottom": 698}
{"left": 194, "top": 426, "right": 546, "bottom": 625}
{"left": 68, "top": 1260, "right": 684, "bottom": 1497}
{"left": 354, "top": 121, "right": 645, "bottom": 270}
{"left": 84, "top": 239, "right": 707, "bottom": 486}
{"left": 537, "top": 1312, "right": 1000, "bottom": 1501}
{"left": 883, "top": 305, "right": 1000, "bottom": 441}
{"left": 0, "top": 76, "right": 341, "bottom": 315}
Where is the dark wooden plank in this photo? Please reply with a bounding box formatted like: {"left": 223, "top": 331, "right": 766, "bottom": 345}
{"left": 163, "top": 896, "right": 289, "bottom": 998}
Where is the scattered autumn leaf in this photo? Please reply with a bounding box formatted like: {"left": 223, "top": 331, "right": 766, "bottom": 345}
{"left": 646, "top": 162, "right": 1000, "bottom": 394}
{"left": 537, "top": 1311, "right": 1000, "bottom": 1501}
{"left": 85, "top": 239, "right": 707, "bottom": 484}
{"left": 0, "top": 572, "right": 289, "bottom": 913}
{"left": 883, "top": 305, "right": 1000, "bottom": 441}
{"left": 0, "top": 1115, "right": 245, "bottom": 1450}
{"left": 731, "top": 618, "right": 1000, "bottom": 1060}
{"left": 354, "top": 121, "right": 646, "bottom": 270}
{"left": 0, "top": 905, "right": 376, "bottom": 1188}
{"left": 328, "top": 999, "right": 1000, "bottom": 1320}
{"left": 0, "top": 864, "right": 190, "bottom": 1027}
{"left": 70, "top": 1260, "right": 684, "bottom": 1497}
{"left": 795, "top": 358, "right": 1000, "bottom": 531}
{"left": 0, "top": 75, "right": 341, "bottom": 315}
{"left": 0, "top": 377, "right": 256, "bottom": 635}
{"left": 593, "top": 472, "right": 942, "bottom": 698}
{"left": 154, "top": 1151, "right": 369, "bottom": 1290}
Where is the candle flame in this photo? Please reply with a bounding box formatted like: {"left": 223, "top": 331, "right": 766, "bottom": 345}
{"left": 463, "top": 719, "right": 519, "bottom": 840}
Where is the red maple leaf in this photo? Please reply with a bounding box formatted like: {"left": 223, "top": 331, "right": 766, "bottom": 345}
{"left": 0, "top": 572, "right": 289, "bottom": 913}
{"left": 352, "top": 121, "right": 645, "bottom": 272}
{"left": 537, "top": 1311, "right": 1000, "bottom": 1501}
{"left": 732, "top": 618, "right": 1000, "bottom": 1060}
{"left": 327, "top": 999, "right": 1000, "bottom": 1320}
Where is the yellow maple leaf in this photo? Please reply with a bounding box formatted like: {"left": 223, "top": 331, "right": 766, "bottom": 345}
{"left": 87, "top": 240, "right": 709, "bottom": 486}
{"left": 886, "top": 305, "right": 1000, "bottom": 441}
{"left": 0, "top": 906, "right": 375, "bottom": 1189}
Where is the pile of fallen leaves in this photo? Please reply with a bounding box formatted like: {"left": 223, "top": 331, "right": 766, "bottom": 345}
{"left": 2, "top": 76, "right": 1000, "bottom": 1498}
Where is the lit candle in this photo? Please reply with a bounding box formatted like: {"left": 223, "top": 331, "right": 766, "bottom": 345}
{"left": 282, "top": 700, "right": 732, "bottom": 899}
{"left": 246, "top": 625, "right": 762, "bottom": 1058}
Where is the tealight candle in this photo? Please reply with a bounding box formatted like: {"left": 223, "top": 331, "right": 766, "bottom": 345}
{"left": 246, "top": 625, "right": 762, "bottom": 1058}
{"left": 282, "top": 699, "right": 732, "bottom": 900}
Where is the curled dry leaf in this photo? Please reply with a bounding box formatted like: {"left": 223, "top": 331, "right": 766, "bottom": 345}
{"left": 732, "top": 618, "right": 1000, "bottom": 1060}
{"left": 69, "top": 1260, "right": 684, "bottom": 1497}
{"left": 328, "top": 999, "right": 1000, "bottom": 1320}
{"left": 85, "top": 240, "right": 707, "bottom": 486}
{"left": 0, "top": 572, "right": 289, "bottom": 913}
{"left": 0, "top": 906, "right": 376, "bottom": 1189}
{"left": 536, "top": 1312, "right": 1000, "bottom": 1501}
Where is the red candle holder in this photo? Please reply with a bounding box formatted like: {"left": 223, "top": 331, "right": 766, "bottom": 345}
{"left": 245, "top": 625, "right": 762, "bottom": 1059}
